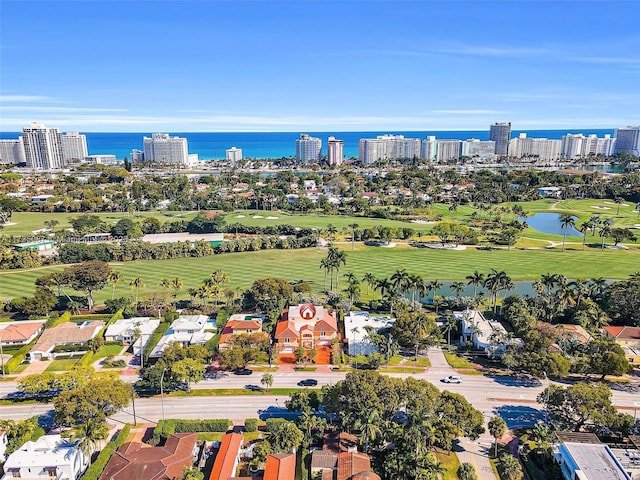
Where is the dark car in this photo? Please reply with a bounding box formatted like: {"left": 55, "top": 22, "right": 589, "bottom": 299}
{"left": 297, "top": 379, "right": 318, "bottom": 387}
{"left": 234, "top": 368, "right": 253, "bottom": 375}
{"left": 245, "top": 384, "right": 264, "bottom": 391}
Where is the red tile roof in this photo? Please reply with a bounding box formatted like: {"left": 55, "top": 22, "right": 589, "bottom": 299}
{"left": 324, "top": 432, "right": 357, "bottom": 453}
{"left": 605, "top": 326, "right": 640, "bottom": 340}
{"left": 98, "top": 433, "right": 197, "bottom": 480}
{"left": 337, "top": 452, "right": 371, "bottom": 480}
{"left": 264, "top": 453, "right": 296, "bottom": 480}
{"left": 0, "top": 321, "right": 44, "bottom": 342}
{"left": 209, "top": 433, "right": 243, "bottom": 480}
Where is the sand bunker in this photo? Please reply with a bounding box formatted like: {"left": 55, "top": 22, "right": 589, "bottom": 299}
{"left": 604, "top": 201, "right": 630, "bottom": 207}
{"left": 591, "top": 206, "right": 611, "bottom": 210}
{"left": 252, "top": 215, "right": 264, "bottom": 219}
{"left": 235, "top": 215, "right": 246, "bottom": 218}
{"left": 266, "top": 216, "right": 279, "bottom": 219}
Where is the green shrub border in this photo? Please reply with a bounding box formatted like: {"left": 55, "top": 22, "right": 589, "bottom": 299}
{"left": 245, "top": 418, "right": 258, "bottom": 432}
{"left": 81, "top": 423, "right": 131, "bottom": 480}
{"left": 151, "top": 419, "right": 231, "bottom": 445}
{"left": 143, "top": 321, "right": 170, "bottom": 364}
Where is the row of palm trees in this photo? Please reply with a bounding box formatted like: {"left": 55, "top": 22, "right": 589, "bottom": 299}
{"left": 319, "top": 246, "right": 347, "bottom": 292}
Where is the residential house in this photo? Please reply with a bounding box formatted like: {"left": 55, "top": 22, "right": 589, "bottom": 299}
{"left": 1, "top": 435, "right": 89, "bottom": 480}
{"left": 98, "top": 433, "right": 198, "bottom": 480}
{"left": 0, "top": 321, "right": 45, "bottom": 347}
{"left": 209, "top": 433, "right": 244, "bottom": 480}
{"left": 150, "top": 315, "right": 214, "bottom": 358}
{"left": 218, "top": 314, "right": 267, "bottom": 350}
{"left": 344, "top": 312, "right": 394, "bottom": 355}
{"left": 263, "top": 453, "right": 296, "bottom": 480}
{"left": 554, "top": 324, "right": 593, "bottom": 345}
{"left": 456, "top": 309, "right": 515, "bottom": 356}
{"left": 104, "top": 317, "right": 160, "bottom": 358}
{"left": 310, "top": 432, "right": 377, "bottom": 480}
{"left": 0, "top": 429, "right": 7, "bottom": 462}
{"left": 274, "top": 304, "right": 338, "bottom": 355}
{"left": 554, "top": 442, "right": 632, "bottom": 480}
{"left": 29, "top": 320, "right": 105, "bottom": 361}
{"left": 604, "top": 326, "right": 640, "bottom": 367}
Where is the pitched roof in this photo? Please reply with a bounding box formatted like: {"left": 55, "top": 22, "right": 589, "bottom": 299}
{"left": 0, "top": 321, "right": 44, "bottom": 342}
{"left": 324, "top": 432, "right": 357, "bottom": 453}
{"left": 275, "top": 321, "right": 299, "bottom": 339}
{"left": 311, "top": 450, "right": 338, "bottom": 469}
{"left": 31, "top": 321, "right": 104, "bottom": 353}
{"left": 605, "top": 326, "right": 640, "bottom": 340}
{"left": 209, "top": 433, "right": 243, "bottom": 480}
{"left": 337, "top": 452, "right": 371, "bottom": 480}
{"left": 98, "top": 433, "right": 197, "bottom": 480}
{"left": 264, "top": 453, "right": 296, "bottom": 480}
{"left": 351, "top": 473, "right": 381, "bottom": 480}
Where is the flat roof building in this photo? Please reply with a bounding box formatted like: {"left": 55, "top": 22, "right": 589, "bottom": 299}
{"left": 296, "top": 134, "right": 322, "bottom": 164}
{"left": 555, "top": 442, "right": 632, "bottom": 480}
{"left": 21, "top": 122, "right": 65, "bottom": 170}
{"left": 327, "top": 136, "right": 344, "bottom": 166}
{"left": 490, "top": 122, "right": 511, "bottom": 156}
{"left": 61, "top": 131, "right": 88, "bottom": 163}
{"left": 226, "top": 147, "right": 243, "bottom": 165}
{"left": 0, "top": 138, "right": 26, "bottom": 165}
{"left": 143, "top": 133, "right": 189, "bottom": 166}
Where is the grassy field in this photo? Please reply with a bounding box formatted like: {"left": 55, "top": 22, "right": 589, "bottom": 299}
{"left": 1, "top": 242, "right": 639, "bottom": 302}
{"left": 443, "top": 353, "right": 477, "bottom": 369}
{"left": 45, "top": 358, "right": 79, "bottom": 372}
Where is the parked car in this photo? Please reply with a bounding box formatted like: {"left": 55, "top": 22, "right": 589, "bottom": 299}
{"left": 245, "top": 384, "right": 264, "bottom": 391}
{"left": 234, "top": 368, "right": 253, "bottom": 375}
{"left": 297, "top": 379, "right": 318, "bottom": 387}
{"left": 442, "top": 375, "right": 462, "bottom": 384}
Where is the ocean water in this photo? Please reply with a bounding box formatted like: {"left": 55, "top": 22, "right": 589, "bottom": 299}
{"left": 0, "top": 129, "right": 615, "bottom": 161}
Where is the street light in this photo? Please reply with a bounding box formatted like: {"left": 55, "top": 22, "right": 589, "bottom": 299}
{"left": 543, "top": 371, "right": 550, "bottom": 425}
{"left": 160, "top": 367, "right": 167, "bottom": 422}
{"left": 0, "top": 333, "right": 4, "bottom": 376}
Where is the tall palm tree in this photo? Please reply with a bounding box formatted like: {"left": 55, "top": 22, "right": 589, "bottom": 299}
{"left": 614, "top": 196, "right": 623, "bottom": 215}
{"left": 331, "top": 249, "right": 347, "bottom": 291}
{"left": 488, "top": 416, "right": 507, "bottom": 458}
{"left": 170, "top": 277, "right": 183, "bottom": 303}
{"left": 466, "top": 270, "right": 485, "bottom": 298}
{"left": 579, "top": 222, "right": 589, "bottom": 250}
{"left": 65, "top": 419, "right": 109, "bottom": 458}
{"left": 451, "top": 281, "right": 465, "bottom": 299}
{"left": 160, "top": 278, "right": 170, "bottom": 291}
{"left": 391, "top": 269, "right": 409, "bottom": 294}
{"left": 326, "top": 223, "right": 338, "bottom": 242}
{"left": 559, "top": 214, "right": 576, "bottom": 252}
{"left": 362, "top": 273, "right": 376, "bottom": 296}
{"left": 376, "top": 278, "right": 393, "bottom": 304}
{"left": 107, "top": 271, "right": 123, "bottom": 299}
{"left": 429, "top": 279, "right": 443, "bottom": 299}
{"left": 442, "top": 314, "right": 457, "bottom": 345}
{"left": 354, "top": 409, "right": 382, "bottom": 453}
{"left": 130, "top": 277, "right": 145, "bottom": 305}
{"left": 599, "top": 225, "right": 611, "bottom": 251}
{"left": 320, "top": 257, "right": 331, "bottom": 292}
{"left": 484, "top": 269, "right": 512, "bottom": 314}
{"left": 348, "top": 222, "right": 359, "bottom": 251}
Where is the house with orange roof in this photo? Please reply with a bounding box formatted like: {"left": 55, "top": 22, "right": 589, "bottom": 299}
{"left": 604, "top": 326, "right": 640, "bottom": 366}
{"left": 98, "top": 433, "right": 198, "bottom": 480}
{"left": 0, "top": 320, "right": 45, "bottom": 347}
{"left": 209, "top": 433, "right": 244, "bottom": 480}
{"left": 274, "top": 304, "right": 338, "bottom": 355}
{"left": 263, "top": 453, "right": 296, "bottom": 480}
{"left": 311, "top": 432, "right": 376, "bottom": 480}
{"left": 218, "top": 314, "right": 267, "bottom": 350}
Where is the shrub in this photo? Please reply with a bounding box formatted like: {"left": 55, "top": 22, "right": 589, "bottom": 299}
{"left": 245, "top": 418, "right": 258, "bottom": 432}
{"left": 265, "top": 418, "right": 286, "bottom": 432}
{"left": 143, "top": 322, "right": 170, "bottom": 363}
{"left": 151, "top": 419, "right": 231, "bottom": 445}
{"left": 81, "top": 424, "right": 131, "bottom": 480}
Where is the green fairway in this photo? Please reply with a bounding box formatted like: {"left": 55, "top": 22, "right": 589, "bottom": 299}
{"left": 1, "top": 243, "right": 639, "bottom": 302}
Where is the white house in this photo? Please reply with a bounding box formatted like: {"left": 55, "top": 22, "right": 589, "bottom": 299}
{"left": 149, "top": 315, "right": 213, "bottom": 358}
{"left": 0, "top": 429, "right": 8, "bottom": 462}
{"left": 1, "top": 435, "right": 89, "bottom": 480}
{"left": 456, "top": 309, "right": 514, "bottom": 356}
{"left": 104, "top": 317, "right": 160, "bottom": 359}
{"left": 344, "top": 311, "right": 395, "bottom": 355}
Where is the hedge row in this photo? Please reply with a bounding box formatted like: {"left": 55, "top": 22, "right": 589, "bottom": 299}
{"left": 245, "top": 418, "right": 258, "bottom": 432}
{"left": 151, "top": 419, "right": 231, "bottom": 445}
{"left": 81, "top": 423, "right": 131, "bottom": 480}
{"left": 77, "top": 309, "right": 124, "bottom": 368}
{"left": 4, "top": 312, "right": 71, "bottom": 373}
{"left": 142, "top": 321, "right": 170, "bottom": 363}
{"left": 70, "top": 314, "right": 113, "bottom": 323}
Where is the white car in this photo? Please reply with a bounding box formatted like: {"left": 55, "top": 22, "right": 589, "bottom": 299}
{"left": 442, "top": 375, "right": 462, "bottom": 384}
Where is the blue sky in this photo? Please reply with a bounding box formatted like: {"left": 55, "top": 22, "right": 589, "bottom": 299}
{"left": 1, "top": 0, "right": 639, "bottom": 132}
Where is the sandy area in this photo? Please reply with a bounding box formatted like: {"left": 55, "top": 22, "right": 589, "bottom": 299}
{"left": 591, "top": 205, "right": 611, "bottom": 210}
{"left": 266, "top": 216, "right": 279, "bottom": 219}
{"left": 252, "top": 215, "right": 264, "bottom": 218}
{"left": 235, "top": 215, "right": 245, "bottom": 218}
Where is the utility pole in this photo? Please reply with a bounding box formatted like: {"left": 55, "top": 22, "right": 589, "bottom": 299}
{"left": 0, "top": 334, "right": 4, "bottom": 376}
{"left": 130, "top": 385, "right": 137, "bottom": 426}
{"left": 160, "top": 368, "right": 167, "bottom": 422}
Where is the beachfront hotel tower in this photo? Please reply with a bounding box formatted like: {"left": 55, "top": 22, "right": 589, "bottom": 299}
{"left": 327, "top": 136, "right": 344, "bottom": 166}
{"left": 143, "top": 133, "right": 189, "bottom": 166}
{"left": 296, "top": 134, "right": 322, "bottom": 164}
{"left": 226, "top": 147, "right": 243, "bottom": 166}
{"left": 0, "top": 138, "right": 26, "bottom": 165}
{"left": 489, "top": 122, "right": 511, "bottom": 156}
{"left": 21, "top": 122, "right": 65, "bottom": 170}
{"left": 614, "top": 126, "right": 640, "bottom": 156}
{"left": 61, "top": 131, "right": 88, "bottom": 163}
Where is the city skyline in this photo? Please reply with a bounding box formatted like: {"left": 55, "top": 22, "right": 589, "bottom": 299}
{"left": 1, "top": 1, "right": 639, "bottom": 132}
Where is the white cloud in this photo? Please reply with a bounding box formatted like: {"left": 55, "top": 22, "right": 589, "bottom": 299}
{"left": 0, "top": 95, "right": 57, "bottom": 103}
{"left": 431, "top": 109, "right": 506, "bottom": 115}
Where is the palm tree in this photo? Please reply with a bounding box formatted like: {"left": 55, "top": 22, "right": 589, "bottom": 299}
{"left": 451, "top": 281, "right": 465, "bottom": 299}
{"left": 160, "top": 278, "right": 170, "bottom": 291}
{"left": 429, "top": 279, "right": 443, "bottom": 299}
{"left": 130, "top": 277, "right": 145, "bottom": 305}
{"left": 559, "top": 214, "right": 576, "bottom": 252}
{"left": 260, "top": 373, "right": 274, "bottom": 392}
{"left": 614, "top": 196, "right": 623, "bottom": 215}
{"left": 442, "top": 315, "right": 457, "bottom": 345}
{"left": 488, "top": 416, "right": 507, "bottom": 458}
{"left": 362, "top": 273, "right": 376, "bottom": 296}
{"left": 64, "top": 419, "right": 109, "bottom": 458}
{"left": 170, "top": 277, "right": 183, "bottom": 303}
{"left": 376, "top": 278, "right": 393, "bottom": 305}
{"left": 348, "top": 222, "right": 359, "bottom": 251}
{"left": 320, "top": 257, "right": 331, "bottom": 292}
{"left": 484, "top": 269, "right": 512, "bottom": 314}
{"left": 599, "top": 225, "right": 611, "bottom": 251}
{"left": 391, "top": 269, "right": 409, "bottom": 294}
{"left": 579, "top": 222, "right": 589, "bottom": 250}
{"left": 466, "top": 270, "right": 485, "bottom": 298}
{"left": 331, "top": 249, "right": 347, "bottom": 291}
{"left": 636, "top": 202, "right": 640, "bottom": 218}
{"left": 107, "top": 271, "right": 123, "bottom": 299}
{"left": 354, "top": 409, "right": 382, "bottom": 453}
{"left": 326, "top": 223, "right": 338, "bottom": 242}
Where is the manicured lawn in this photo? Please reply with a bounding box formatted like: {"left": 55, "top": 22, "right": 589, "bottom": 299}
{"left": 443, "top": 353, "right": 477, "bottom": 369}
{"left": 94, "top": 344, "right": 125, "bottom": 360}
{"left": 435, "top": 448, "right": 462, "bottom": 480}
{"left": 45, "top": 358, "right": 79, "bottom": 372}
{"left": 165, "top": 387, "right": 305, "bottom": 397}
{"left": 379, "top": 366, "right": 423, "bottom": 374}
{"left": 2, "top": 242, "right": 639, "bottom": 303}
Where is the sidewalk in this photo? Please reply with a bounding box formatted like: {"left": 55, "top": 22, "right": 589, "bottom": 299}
{"left": 15, "top": 359, "right": 52, "bottom": 379}
{"left": 456, "top": 436, "right": 498, "bottom": 480}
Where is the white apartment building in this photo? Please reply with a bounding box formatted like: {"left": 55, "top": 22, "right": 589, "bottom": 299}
{"left": 61, "top": 131, "right": 88, "bottom": 163}
{"left": 296, "top": 134, "right": 322, "bottom": 163}
{"left": 421, "top": 136, "right": 437, "bottom": 162}
{"left": 143, "top": 132, "right": 189, "bottom": 166}
{"left": 130, "top": 148, "right": 144, "bottom": 162}
{"left": 327, "top": 136, "right": 344, "bottom": 166}
{"left": 226, "top": 146, "right": 243, "bottom": 165}
{"left": 436, "top": 139, "right": 462, "bottom": 163}
{"left": 508, "top": 133, "right": 562, "bottom": 161}
{"left": 84, "top": 154, "right": 119, "bottom": 165}
{"left": 21, "top": 122, "right": 65, "bottom": 170}
{"left": 461, "top": 139, "right": 496, "bottom": 162}
{"left": 0, "top": 138, "right": 26, "bottom": 164}
{"left": 561, "top": 133, "right": 615, "bottom": 159}
{"left": 358, "top": 134, "right": 421, "bottom": 164}
{"left": 614, "top": 126, "right": 640, "bottom": 156}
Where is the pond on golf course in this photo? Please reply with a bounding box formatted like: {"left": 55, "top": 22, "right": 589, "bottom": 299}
{"left": 521, "top": 213, "right": 583, "bottom": 236}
